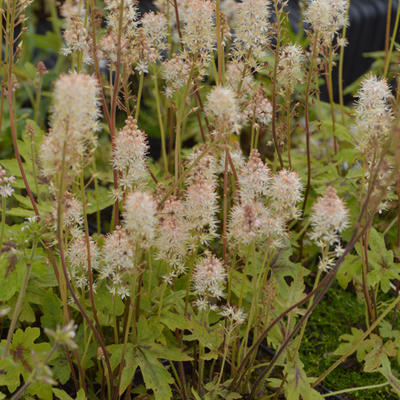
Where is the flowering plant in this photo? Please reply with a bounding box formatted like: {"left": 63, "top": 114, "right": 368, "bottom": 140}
{"left": 1, "top": 0, "right": 400, "bottom": 399}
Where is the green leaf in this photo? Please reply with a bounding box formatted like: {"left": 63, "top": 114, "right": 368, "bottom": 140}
{"left": 191, "top": 388, "right": 203, "bottom": 400}
{"left": 50, "top": 352, "right": 71, "bottom": 385}
{"left": 336, "top": 254, "right": 362, "bottom": 289}
{"left": 7, "top": 207, "right": 36, "bottom": 217}
{"left": 137, "top": 316, "right": 163, "bottom": 345}
{"left": 183, "top": 316, "right": 223, "bottom": 352}
{"left": 41, "top": 289, "right": 63, "bottom": 331}
{"left": 0, "top": 327, "right": 51, "bottom": 392}
{"left": 0, "top": 358, "right": 21, "bottom": 392}
{"left": 159, "top": 311, "right": 192, "bottom": 331}
{"left": 366, "top": 229, "right": 399, "bottom": 293}
{"left": 363, "top": 335, "right": 397, "bottom": 372}
{"left": 137, "top": 347, "right": 174, "bottom": 400}
{"left": 53, "top": 388, "right": 87, "bottom": 400}
{"left": 144, "top": 343, "right": 192, "bottom": 362}
{"left": 23, "top": 62, "right": 38, "bottom": 81}
{"left": 333, "top": 148, "right": 359, "bottom": 165}
{"left": 334, "top": 328, "right": 366, "bottom": 362}
{"left": 270, "top": 359, "right": 323, "bottom": 400}
{"left": 107, "top": 344, "right": 139, "bottom": 395}
{"left": 321, "top": 120, "right": 355, "bottom": 145}
{"left": 380, "top": 354, "right": 400, "bottom": 394}
{"left": 95, "top": 286, "right": 124, "bottom": 326}
{"left": 273, "top": 268, "right": 307, "bottom": 316}
{"left": 0, "top": 253, "right": 24, "bottom": 302}
{"left": 26, "top": 32, "right": 60, "bottom": 52}
{"left": 53, "top": 388, "right": 75, "bottom": 400}
{"left": 27, "top": 381, "right": 53, "bottom": 400}
{"left": 230, "top": 269, "right": 252, "bottom": 300}
{"left": 14, "top": 193, "right": 34, "bottom": 209}
{"left": 86, "top": 186, "right": 115, "bottom": 214}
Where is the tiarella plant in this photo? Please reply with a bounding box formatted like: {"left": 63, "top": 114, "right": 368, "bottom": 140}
{"left": 1, "top": 0, "right": 400, "bottom": 399}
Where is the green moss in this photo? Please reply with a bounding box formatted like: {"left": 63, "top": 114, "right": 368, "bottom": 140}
{"left": 300, "top": 283, "right": 395, "bottom": 399}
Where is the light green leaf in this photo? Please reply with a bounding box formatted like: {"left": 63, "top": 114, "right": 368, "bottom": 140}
{"left": 145, "top": 343, "right": 192, "bottom": 362}
{"left": 321, "top": 120, "right": 355, "bottom": 145}
{"left": 336, "top": 254, "right": 361, "bottom": 289}
{"left": 0, "top": 358, "right": 21, "bottom": 392}
{"left": 53, "top": 388, "right": 87, "bottom": 400}
{"left": 137, "top": 347, "right": 174, "bottom": 400}
{"left": 107, "top": 344, "right": 139, "bottom": 395}
{"left": 53, "top": 388, "right": 75, "bottom": 400}
{"left": 334, "top": 328, "right": 366, "bottom": 362}
{"left": 160, "top": 311, "right": 192, "bottom": 331}
{"left": 380, "top": 354, "right": 400, "bottom": 394}
{"left": 272, "top": 359, "right": 323, "bottom": 400}
{"left": 26, "top": 32, "right": 60, "bottom": 51}
{"left": 191, "top": 388, "right": 203, "bottom": 400}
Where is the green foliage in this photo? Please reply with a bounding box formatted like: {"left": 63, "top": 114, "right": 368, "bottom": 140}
{"left": 2, "top": 0, "right": 400, "bottom": 399}
{"left": 0, "top": 328, "right": 52, "bottom": 398}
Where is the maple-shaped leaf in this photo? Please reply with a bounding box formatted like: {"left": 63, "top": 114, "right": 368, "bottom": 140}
{"left": 363, "top": 334, "right": 397, "bottom": 372}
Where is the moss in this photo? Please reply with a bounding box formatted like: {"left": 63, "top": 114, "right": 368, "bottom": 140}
{"left": 300, "top": 283, "right": 396, "bottom": 399}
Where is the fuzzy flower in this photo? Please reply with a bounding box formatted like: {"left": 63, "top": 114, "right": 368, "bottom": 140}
{"left": 244, "top": 86, "right": 272, "bottom": 127}
{"left": 100, "top": 226, "right": 134, "bottom": 298}
{"left": 156, "top": 198, "right": 189, "bottom": 270}
{"left": 364, "top": 159, "right": 393, "bottom": 215}
{"left": 67, "top": 234, "right": 99, "bottom": 290}
{"left": 57, "top": 193, "right": 83, "bottom": 232}
{"left": 123, "top": 191, "right": 157, "bottom": 247}
{"left": 185, "top": 147, "right": 218, "bottom": 185}
{"left": 216, "top": 142, "right": 245, "bottom": 174}
{"left": 162, "top": 55, "right": 191, "bottom": 98}
{"left": 131, "top": 28, "right": 158, "bottom": 74}
{"left": 318, "top": 255, "right": 336, "bottom": 272}
{"left": 205, "top": 86, "right": 241, "bottom": 135}
{"left": 228, "top": 200, "right": 284, "bottom": 249}
{"left": 0, "top": 167, "right": 15, "bottom": 198}
{"left": 278, "top": 44, "right": 304, "bottom": 94}
{"left": 45, "top": 321, "right": 77, "bottom": 350}
{"left": 184, "top": 177, "right": 219, "bottom": 246}
{"left": 181, "top": 0, "right": 215, "bottom": 72}
{"left": 141, "top": 12, "right": 168, "bottom": 62}
{"left": 220, "top": 305, "right": 246, "bottom": 327}
{"left": 220, "top": 0, "right": 239, "bottom": 21}
{"left": 193, "top": 252, "right": 226, "bottom": 309}
{"left": 40, "top": 73, "right": 100, "bottom": 178}
{"left": 238, "top": 150, "right": 271, "bottom": 202}
{"left": 304, "top": 0, "right": 348, "bottom": 46}
{"left": 310, "top": 186, "right": 349, "bottom": 246}
{"left": 104, "top": 0, "right": 138, "bottom": 39}
{"left": 99, "top": 31, "right": 132, "bottom": 65}
{"left": 228, "top": 142, "right": 246, "bottom": 172}
{"left": 16, "top": 0, "right": 33, "bottom": 11}
{"left": 61, "top": 14, "right": 92, "bottom": 64}
{"left": 226, "top": 61, "right": 255, "bottom": 105}
{"left": 268, "top": 169, "right": 303, "bottom": 220}
{"left": 113, "top": 117, "right": 149, "bottom": 191}
{"left": 354, "top": 75, "right": 394, "bottom": 156}
{"left": 232, "top": 0, "right": 271, "bottom": 57}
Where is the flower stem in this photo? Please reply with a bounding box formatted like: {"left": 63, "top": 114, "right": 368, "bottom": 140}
{"left": 384, "top": 0, "right": 400, "bottom": 78}
{"left": 0, "top": 197, "right": 6, "bottom": 250}
{"left": 153, "top": 65, "right": 168, "bottom": 173}
{"left": 322, "top": 382, "right": 389, "bottom": 398}
{"left": 2, "top": 241, "right": 37, "bottom": 358}
{"left": 338, "top": 0, "right": 350, "bottom": 124}
{"left": 135, "top": 72, "right": 144, "bottom": 121}
{"left": 301, "top": 33, "right": 319, "bottom": 217}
